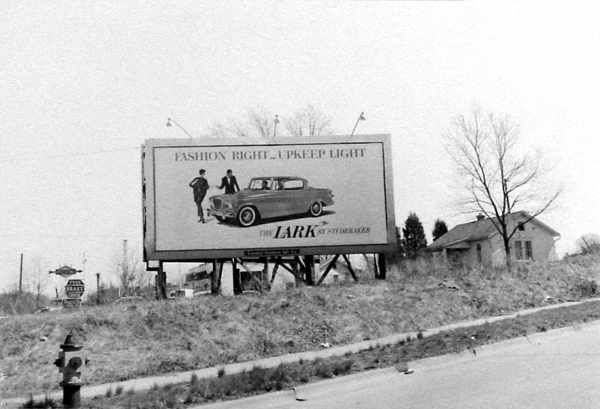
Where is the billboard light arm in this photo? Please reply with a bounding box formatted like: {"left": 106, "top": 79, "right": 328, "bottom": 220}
{"left": 166, "top": 117, "right": 194, "bottom": 139}
{"left": 350, "top": 112, "right": 366, "bottom": 136}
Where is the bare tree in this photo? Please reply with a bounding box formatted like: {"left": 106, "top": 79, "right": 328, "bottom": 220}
{"left": 111, "top": 240, "right": 143, "bottom": 296}
{"left": 209, "top": 108, "right": 278, "bottom": 139}
{"left": 576, "top": 234, "right": 600, "bottom": 255}
{"left": 445, "top": 109, "right": 561, "bottom": 264}
{"left": 208, "top": 105, "right": 334, "bottom": 139}
{"left": 284, "top": 105, "right": 333, "bottom": 137}
{"left": 25, "top": 254, "right": 50, "bottom": 308}
{"left": 249, "top": 108, "right": 278, "bottom": 138}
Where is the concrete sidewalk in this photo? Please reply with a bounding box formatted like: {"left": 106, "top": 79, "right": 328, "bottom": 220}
{"left": 3, "top": 298, "right": 599, "bottom": 408}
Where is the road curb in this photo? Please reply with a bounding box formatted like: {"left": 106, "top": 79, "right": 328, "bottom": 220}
{"left": 3, "top": 297, "right": 599, "bottom": 407}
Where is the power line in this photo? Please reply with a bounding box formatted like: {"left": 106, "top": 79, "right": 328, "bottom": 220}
{"left": 0, "top": 233, "right": 142, "bottom": 239}
{"left": 0, "top": 147, "right": 140, "bottom": 163}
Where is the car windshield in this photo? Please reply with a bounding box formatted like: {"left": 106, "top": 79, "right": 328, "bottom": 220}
{"left": 248, "top": 179, "right": 274, "bottom": 190}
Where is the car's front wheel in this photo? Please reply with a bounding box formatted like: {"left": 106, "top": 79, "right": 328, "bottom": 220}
{"left": 238, "top": 206, "right": 258, "bottom": 227}
{"left": 309, "top": 201, "right": 323, "bottom": 217}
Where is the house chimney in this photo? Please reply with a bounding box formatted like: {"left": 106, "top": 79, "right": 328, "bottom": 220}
{"left": 476, "top": 213, "right": 485, "bottom": 221}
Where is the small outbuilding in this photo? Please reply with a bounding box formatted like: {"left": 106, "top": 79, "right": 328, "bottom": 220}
{"left": 426, "top": 211, "right": 560, "bottom": 267}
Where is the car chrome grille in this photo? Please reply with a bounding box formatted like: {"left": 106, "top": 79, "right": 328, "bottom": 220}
{"left": 212, "top": 198, "right": 222, "bottom": 209}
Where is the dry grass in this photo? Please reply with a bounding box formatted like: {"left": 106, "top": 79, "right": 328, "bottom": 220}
{"left": 1, "top": 254, "right": 598, "bottom": 400}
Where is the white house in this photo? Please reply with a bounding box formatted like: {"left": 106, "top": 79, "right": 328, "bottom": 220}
{"left": 426, "top": 211, "right": 560, "bottom": 266}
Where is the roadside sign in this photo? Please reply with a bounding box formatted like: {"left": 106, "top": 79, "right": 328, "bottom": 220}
{"left": 65, "top": 279, "right": 84, "bottom": 298}
{"left": 50, "top": 266, "right": 82, "bottom": 278}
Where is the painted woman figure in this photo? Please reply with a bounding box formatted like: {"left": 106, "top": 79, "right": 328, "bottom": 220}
{"left": 189, "top": 169, "right": 210, "bottom": 223}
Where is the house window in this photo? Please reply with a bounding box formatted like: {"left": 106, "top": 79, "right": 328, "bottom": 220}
{"left": 525, "top": 241, "right": 533, "bottom": 260}
{"left": 518, "top": 223, "right": 525, "bottom": 231}
{"left": 514, "top": 240, "right": 533, "bottom": 260}
{"left": 514, "top": 241, "right": 523, "bottom": 260}
{"left": 476, "top": 244, "right": 482, "bottom": 263}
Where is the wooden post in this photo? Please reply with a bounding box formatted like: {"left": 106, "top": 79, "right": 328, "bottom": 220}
{"left": 292, "top": 262, "right": 303, "bottom": 286}
{"left": 377, "top": 253, "right": 387, "bottom": 280}
{"left": 373, "top": 253, "right": 379, "bottom": 278}
{"left": 211, "top": 259, "right": 221, "bottom": 295}
{"left": 19, "top": 253, "right": 23, "bottom": 294}
{"left": 269, "top": 262, "right": 279, "bottom": 286}
{"left": 96, "top": 273, "right": 100, "bottom": 304}
{"left": 232, "top": 259, "right": 242, "bottom": 295}
{"left": 261, "top": 257, "right": 270, "bottom": 291}
{"left": 157, "top": 262, "right": 167, "bottom": 300}
{"left": 304, "top": 255, "right": 315, "bottom": 286}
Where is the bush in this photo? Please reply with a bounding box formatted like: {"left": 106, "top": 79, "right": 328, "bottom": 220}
{"left": 573, "top": 278, "right": 598, "bottom": 297}
{"left": 0, "top": 291, "right": 50, "bottom": 316}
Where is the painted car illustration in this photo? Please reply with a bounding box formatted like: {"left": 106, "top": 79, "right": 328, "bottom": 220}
{"left": 208, "top": 176, "right": 334, "bottom": 227}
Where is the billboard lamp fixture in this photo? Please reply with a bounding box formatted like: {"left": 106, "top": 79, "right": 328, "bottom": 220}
{"left": 350, "top": 112, "right": 366, "bottom": 136}
{"left": 166, "top": 117, "right": 194, "bottom": 139}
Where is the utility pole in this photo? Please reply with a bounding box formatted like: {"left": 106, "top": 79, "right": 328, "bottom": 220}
{"left": 96, "top": 273, "right": 100, "bottom": 304}
{"left": 122, "top": 239, "right": 128, "bottom": 295}
{"left": 82, "top": 252, "right": 87, "bottom": 303}
{"left": 19, "top": 253, "right": 24, "bottom": 294}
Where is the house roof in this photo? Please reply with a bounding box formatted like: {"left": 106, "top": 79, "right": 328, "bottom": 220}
{"left": 427, "top": 217, "right": 498, "bottom": 252}
{"left": 427, "top": 211, "right": 560, "bottom": 252}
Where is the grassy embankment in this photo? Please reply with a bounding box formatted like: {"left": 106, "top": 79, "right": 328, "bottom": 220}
{"left": 2, "top": 254, "right": 599, "bottom": 403}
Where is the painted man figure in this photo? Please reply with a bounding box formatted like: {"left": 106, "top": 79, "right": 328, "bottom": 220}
{"left": 219, "top": 169, "right": 240, "bottom": 194}
{"left": 189, "top": 169, "right": 210, "bottom": 223}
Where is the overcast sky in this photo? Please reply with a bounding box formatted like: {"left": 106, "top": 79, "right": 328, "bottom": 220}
{"left": 1, "top": 1, "right": 599, "bottom": 294}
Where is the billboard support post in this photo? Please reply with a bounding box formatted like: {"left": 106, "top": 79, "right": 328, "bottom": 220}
{"left": 211, "top": 260, "right": 221, "bottom": 295}
{"left": 377, "top": 253, "right": 387, "bottom": 280}
{"left": 261, "top": 258, "right": 269, "bottom": 291}
{"left": 304, "top": 255, "right": 315, "bottom": 286}
{"left": 156, "top": 262, "right": 167, "bottom": 300}
{"left": 232, "top": 259, "right": 242, "bottom": 295}
{"left": 293, "top": 258, "right": 304, "bottom": 286}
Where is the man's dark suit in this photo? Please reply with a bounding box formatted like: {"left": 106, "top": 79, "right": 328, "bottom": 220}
{"left": 219, "top": 175, "right": 240, "bottom": 194}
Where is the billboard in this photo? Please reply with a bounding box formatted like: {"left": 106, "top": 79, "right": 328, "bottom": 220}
{"left": 142, "top": 135, "right": 396, "bottom": 261}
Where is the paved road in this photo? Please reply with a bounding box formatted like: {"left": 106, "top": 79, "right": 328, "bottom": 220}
{"left": 200, "top": 320, "right": 600, "bottom": 409}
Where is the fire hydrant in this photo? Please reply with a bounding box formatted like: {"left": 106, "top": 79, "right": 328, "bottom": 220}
{"left": 54, "top": 331, "right": 88, "bottom": 408}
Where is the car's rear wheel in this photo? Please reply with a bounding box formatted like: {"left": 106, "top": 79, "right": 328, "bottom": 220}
{"left": 238, "top": 206, "right": 258, "bottom": 227}
{"left": 309, "top": 201, "right": 323, "bottom": 217}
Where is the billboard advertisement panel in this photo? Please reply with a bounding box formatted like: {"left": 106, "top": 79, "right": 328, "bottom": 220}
{"left": 142, "top": 135, "right": 395, "bottom": 260}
